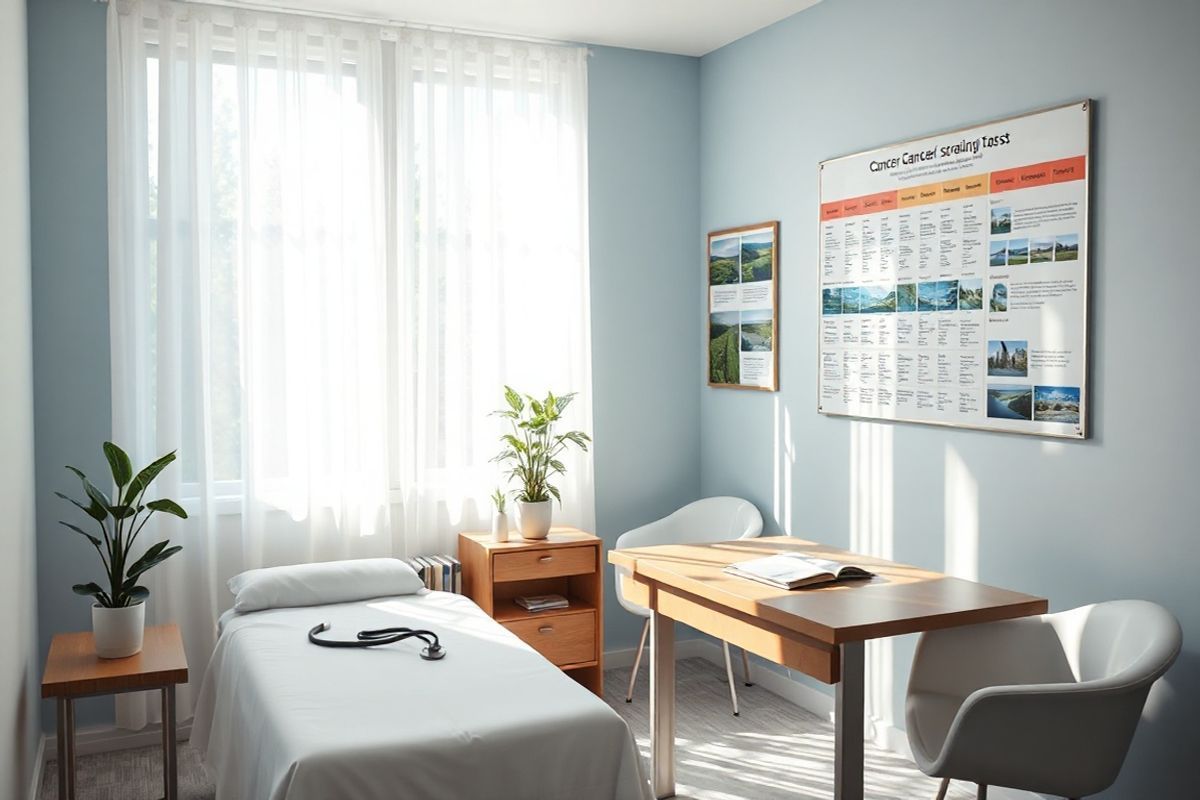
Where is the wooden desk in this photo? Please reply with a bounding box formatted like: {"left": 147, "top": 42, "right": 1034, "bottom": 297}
{"left": 42, "top": 624, "right": 189, "bottom": 800}
{"left": 608, "top": 536, "right": 1047, "bottom": 800}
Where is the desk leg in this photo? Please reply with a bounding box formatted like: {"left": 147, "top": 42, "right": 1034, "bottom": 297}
{"left": 650, "top": 610, "right": 675, "bottom": 799}
{"left": 834, "top": 641, "right": 865, "bottom": 800}
{"left": 56, "top": 697, "right": 75, "bottom": 800}
{"left": 162, "top": 686, "right": 178, "bottom": 800}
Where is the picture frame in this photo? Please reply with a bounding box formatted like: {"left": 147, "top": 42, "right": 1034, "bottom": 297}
{"left": 707, "top": 221, "right": 779, "bottom": 391}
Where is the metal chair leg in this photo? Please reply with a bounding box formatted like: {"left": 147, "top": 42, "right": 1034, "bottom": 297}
{"left": 722, "top": 640, "right": 740, "bottom": 716}
{"left": 626, "top": 618, "right": 650, "bottom": 703}
{"left": 934, "top": 777, "right": 950, "bottom": 800}
{"left": 741, "top": 647, "right": 753, "bottom": 686}
{"left": 976, "top": 784, "right": 987, "bottom": 800}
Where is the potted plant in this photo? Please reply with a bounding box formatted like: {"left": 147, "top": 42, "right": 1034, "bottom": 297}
{"left": 490, "top": 488, "right": 509, "bottom": 543}
{"left": 492, "top": 387, "right": 590, "bottom": 539}
{"left": 56, "top": 443, "right": 187, "bottom": 659}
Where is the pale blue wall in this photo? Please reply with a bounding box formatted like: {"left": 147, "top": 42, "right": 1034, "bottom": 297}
{"left": 28, "top": 0, "right": 113, "bottom": 732}
{"left": 698, "top": 0, "right": 1200, "bottom": 797}
{"left": 588, "top": 46, "right": 702, "bottom": 651}
{"left": 26, "top": 4, "right": 702, "bottom": 729}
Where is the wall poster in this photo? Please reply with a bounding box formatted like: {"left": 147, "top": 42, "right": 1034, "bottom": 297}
{"left": 708, "top": 221, "right": 779, "bottom": 391}
{"left": 818, "top": 100, "right": 1090, "bottom": 438}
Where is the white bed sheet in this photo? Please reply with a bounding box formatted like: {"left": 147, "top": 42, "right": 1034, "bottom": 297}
{"left": 192, "top": 591, "right": 650, "bottom": 800}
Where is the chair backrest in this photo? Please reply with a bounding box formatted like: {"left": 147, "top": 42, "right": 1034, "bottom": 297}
{"left": 615, "top": 497, "right": 763, "bottom": 550}
{"left": 1050, "top": 600, "right": 1182, "bottom": 687}
{"left": 613, "top": 497, "right": 763, "bottom": 615}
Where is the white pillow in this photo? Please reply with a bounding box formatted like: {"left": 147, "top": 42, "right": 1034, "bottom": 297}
{"left": 228, "top": 558, "right": 424, "bottom": 613}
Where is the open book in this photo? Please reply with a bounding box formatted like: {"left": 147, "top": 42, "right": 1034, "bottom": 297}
{"left": 723, "top": 553, "right": 874, "bottom": 590}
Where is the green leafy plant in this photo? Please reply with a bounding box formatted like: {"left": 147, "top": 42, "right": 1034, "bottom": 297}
{"left": 492, "top": 387, "right": 590, "bottom": 504}
{"left": 57, "top": 442, "right": 187, "bottom": 608}
{"left": 491, "top": 488, "right": 507, "bottom": 514}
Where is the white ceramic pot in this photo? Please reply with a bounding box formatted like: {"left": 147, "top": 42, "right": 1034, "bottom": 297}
{"left": 492, "top": 510, "right": 510, "bottom": 543}
{"left": 516, "top": 500, "right": 553, "bottom": 540}
{"left": 92, "top": 602, "right": 146, "bottom": 659}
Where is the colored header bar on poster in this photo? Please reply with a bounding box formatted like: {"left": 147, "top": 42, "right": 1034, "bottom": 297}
{"left": 821, "top": 156, "right": 1086, "bottom": 221}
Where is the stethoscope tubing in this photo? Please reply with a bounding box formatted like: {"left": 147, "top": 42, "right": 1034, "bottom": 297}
{"left": 308, "top": 622, "right": 446, "bottom": 660}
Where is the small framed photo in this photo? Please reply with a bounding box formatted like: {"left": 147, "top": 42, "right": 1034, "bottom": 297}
{"left": 707, "top": 221, "right": 779, "bottom": 391}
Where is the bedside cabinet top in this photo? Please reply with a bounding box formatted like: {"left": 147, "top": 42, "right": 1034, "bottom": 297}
{"left": 459, "top": 527, "right": 599, "bottom": 553}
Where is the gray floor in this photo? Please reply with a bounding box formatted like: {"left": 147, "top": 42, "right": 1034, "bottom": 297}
{"left": 40, "top": 657, "right": 967, "bottom": 799}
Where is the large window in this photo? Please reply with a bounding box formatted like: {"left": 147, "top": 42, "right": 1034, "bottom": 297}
{"left": 110, "top": 0, "right": 592, "bottom": 549}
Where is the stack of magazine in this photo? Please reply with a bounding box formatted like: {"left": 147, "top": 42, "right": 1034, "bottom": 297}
{"left": 515, "top": 594, "right": 569, "bottom": 613}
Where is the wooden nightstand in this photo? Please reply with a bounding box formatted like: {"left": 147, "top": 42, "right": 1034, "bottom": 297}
{"left": 42, "top": 624, "right": 189, "bottom": 800}
{"left": 459, "top": 527, "right": 603, "bottom": 696}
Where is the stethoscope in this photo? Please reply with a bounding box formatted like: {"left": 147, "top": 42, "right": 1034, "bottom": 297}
{"left": 308, "top": 622, "right": 446, "bottom": 661}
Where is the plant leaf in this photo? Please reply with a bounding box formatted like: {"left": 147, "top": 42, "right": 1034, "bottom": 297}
{"left": 72, "top": 582, "right": 105, "bottom": 597}
{"left": 55, "top": 490, "right": 107, "bottom": 522}
{"left": 504, "top": 386, "right": 523, "bottom": 414}
{"left": 125, "top": 451, "right": 177, "bottom": 502}
{"left": 59, "top": 521, "right": 102, "bottom": 548}
{"left": 66, "top": 466, "right": 115, "bottom": 516}
{"left": 103, "top": 442, "right": 133, "bottom": 489}
{"left": 125, "top": 586, "right": 150, "bottom": 604}
{"left": 126, "top": 544, "right": 183, "bottom": 580}
{"left": 146, "top": 498, "right": 188, "bottom": 519}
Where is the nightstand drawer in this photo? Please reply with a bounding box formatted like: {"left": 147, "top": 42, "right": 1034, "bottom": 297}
{"left": 493, "top": 546, "right": 595, "bottom": 583}
{"left": 504, "top": 611, "right": 595, "bottom": 666}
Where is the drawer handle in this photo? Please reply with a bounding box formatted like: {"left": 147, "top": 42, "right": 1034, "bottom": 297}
{"left": 538, "top": 555, "right": 554, "bottom": 563}
{"left": 538, "top": 626, "right": 555, "bottom": 634}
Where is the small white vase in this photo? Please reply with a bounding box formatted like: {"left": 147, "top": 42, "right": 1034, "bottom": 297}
{"left": 492, "top": 510, "right": 510, "bottom": 543}
{"left": 516, "top": 500, "right": 553, "bottom": 540}
{"left": 92, "top": 602, "right": 146, "bottom": 659}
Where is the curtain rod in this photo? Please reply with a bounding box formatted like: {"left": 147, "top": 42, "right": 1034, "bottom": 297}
{"left": 93, "top": 0, "right": 591, "bottom": 52}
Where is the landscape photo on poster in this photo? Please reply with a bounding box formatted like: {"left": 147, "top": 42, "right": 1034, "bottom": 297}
{"left": 987, "top": 340, "right": 1028, "bottom": 377}
{"left": 1034, "top": 385, "right": 1081, "bottom": 424}
{"left": 823, "top": 287, "right": 842, "bottom": 315}
{"left": 987, "top": 384, "right": 1033, "bottom": 420}
{"left": 989, "top": 241, "right": 1007, "bottom": 266}
{"left": 1055, "top": 233, "right": 1079, "bottom": 261}
{"left": 859, "top": 285, "right": 896, "bottom": 313}
{"left": 740, "top": 308, "right": 773, "bottom": 352}
{"left": 740, "top": 232, "right": 774, "bottom": 282}
{"left": 709, "top": 310, "right": 740, "bottom": 384}
{"left": 990, "top": 283, "right": 1008, "bottom": 312}
{"left": 959, "top": 278, "right": 984, "bottom": 310}
{"left": 709, "top": 235, "right": 740, "bottom": 285}
{"left": 1007, "top": 238, "right": 1029, "bottom": 265}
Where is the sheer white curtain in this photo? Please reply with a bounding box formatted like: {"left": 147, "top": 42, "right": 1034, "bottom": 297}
{"left": 107, "top": 0, "right": 591, "bottom": 728}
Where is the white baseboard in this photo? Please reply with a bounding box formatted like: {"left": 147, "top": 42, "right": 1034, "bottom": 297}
{"left": 603, "top": 641, "right": 1043, "bottom": 800}
{"left": 41, "top": 721, "right": 191, "bottom": 764}
{"left": 26, "top": 735, "right": 44, "bottom": 800}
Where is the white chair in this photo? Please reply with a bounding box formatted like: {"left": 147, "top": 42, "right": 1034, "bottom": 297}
{"left": 614, "top": 496, "right": 763, "bottom": 714}
{"left": 906, "top": 600, "right": 1182, "bottom": 800}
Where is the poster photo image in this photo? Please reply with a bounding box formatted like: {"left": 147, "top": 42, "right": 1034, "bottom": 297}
{"left": 817, "top": 99, "right": 1090, "bottom": 438}
{"left": 708, "top": 221, "right": 779, "bottom": 391}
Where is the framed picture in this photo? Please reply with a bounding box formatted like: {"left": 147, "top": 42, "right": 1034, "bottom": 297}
{"left": 707, "top": 221, "right": 779, "bottom": 391}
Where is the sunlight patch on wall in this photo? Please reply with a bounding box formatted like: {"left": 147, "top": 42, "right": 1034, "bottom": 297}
{"left": 943, "top": 444, "right": 979, "bottom": 581}
{"left": 849, "top": 420, "right": 894, "bottom": 747}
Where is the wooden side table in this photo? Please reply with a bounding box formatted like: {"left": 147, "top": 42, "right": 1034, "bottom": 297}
{"left": 41, "top": 624, "right": 189, "bottom": 800}
{"left": 459, "top": 527, "right": 604, "bottom": 696}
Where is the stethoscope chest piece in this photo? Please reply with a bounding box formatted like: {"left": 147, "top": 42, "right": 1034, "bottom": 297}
{"left": 421, "top": 643, "right": 446, "bottom": 661}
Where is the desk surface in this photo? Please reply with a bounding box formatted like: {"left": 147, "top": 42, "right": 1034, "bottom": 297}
{"left": 42, "top": 624, "right": 189, "bottom": 699}
{"left": 609, "top": 536, "right": 1047, "bottom": 645}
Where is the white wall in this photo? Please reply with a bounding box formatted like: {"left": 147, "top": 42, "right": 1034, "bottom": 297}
{"left": 0, "top": 0, "right": 41, "bottom": 795}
